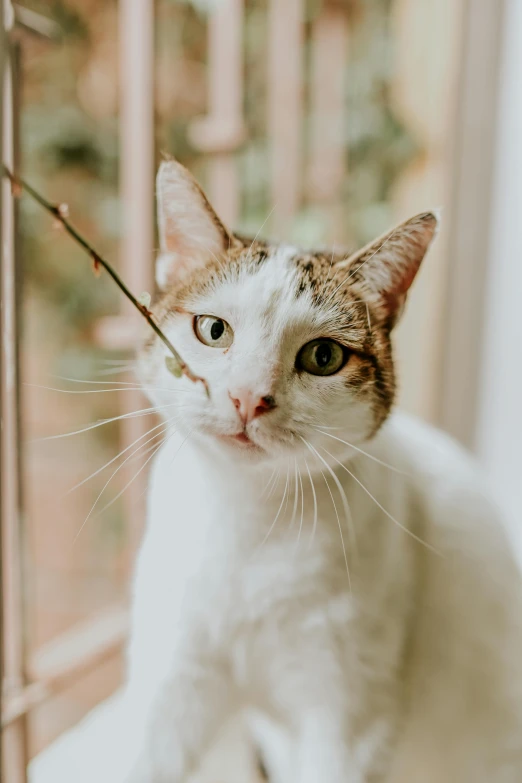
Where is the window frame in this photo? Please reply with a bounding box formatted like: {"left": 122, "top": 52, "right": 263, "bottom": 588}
{"left": 1, "top": 3, "right": 155, "bottom": 780}
{"left": 1, "top": 0, "right": 507, "bottom": 779}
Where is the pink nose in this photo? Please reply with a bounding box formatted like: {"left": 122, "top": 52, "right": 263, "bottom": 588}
{"left": 229, "top": 389, "right": 276, "bottom": 425}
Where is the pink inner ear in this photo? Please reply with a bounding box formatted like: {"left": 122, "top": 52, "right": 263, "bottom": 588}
{"left": 163, "top": 219, "right": 190, "bottom": 257}
{"left": 349, "top": 212, "right": 438, "bottom": 322}
{"left": 378, "top": 251, "right": 425, "bottom": 319}
{"left": 155, "top": 160, "right": 233, "bottom": 288}
{"left": 385, "top": 256, "right": 422, "bottom": 307}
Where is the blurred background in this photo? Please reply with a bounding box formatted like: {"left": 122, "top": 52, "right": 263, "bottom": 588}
{"left": 1, "top": 0, "right": 521, "bottom": 781}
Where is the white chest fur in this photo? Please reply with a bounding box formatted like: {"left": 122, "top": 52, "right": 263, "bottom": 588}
{"left": 125, "top": 413, "right": 522, "bottom": 783}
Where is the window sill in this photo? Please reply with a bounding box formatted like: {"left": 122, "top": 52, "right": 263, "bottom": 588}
{"left": 29, "top": 690, "right": 260, "bottom": 783}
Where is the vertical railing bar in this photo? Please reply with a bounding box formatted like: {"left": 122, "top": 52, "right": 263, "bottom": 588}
{"left": 0, "top": 1, "right": 5, "bottom": 779}
{"left": 267, "top": 0, "right": 304, "bottom": 235}
{"left": 119, "top": 0, "right": 155, "bottom": 555}
{"left": 308, "top": 2, "right": 349, "bottom": 242}
{"left": 11, "top": 34, "right": 28, "bottom": 777}
{"left": 1, "top": 9, "right": 28, "bottom": 781}
{"left": 439, "top": 0, "right": 506, "bottom": 446}
{"left": 206, "top": 0, "right": 244, "bottom": 227}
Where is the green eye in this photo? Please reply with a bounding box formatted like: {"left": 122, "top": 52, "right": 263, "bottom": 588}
{"left": 297, "top": 339, "right": 346, "bottom": 376}
{"left": 194, "top": 315, "right": 234, "bottom": 348}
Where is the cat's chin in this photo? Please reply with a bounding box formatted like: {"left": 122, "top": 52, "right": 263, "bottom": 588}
{"left": 214, "top": 431, "right": 264, "bottom": 453}
{"left": 202, "top": 429, "right": 295, "bottom": 465}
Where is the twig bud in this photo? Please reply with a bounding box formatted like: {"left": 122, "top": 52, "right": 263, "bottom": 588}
{"left": 138, "top": 291, "right": 151, "bottom": 309}
{"left": 165, "top": 355, "right": 182, "bottom": 378}
{"left": 91, "top": 253, "right": 101, "bottom": 277}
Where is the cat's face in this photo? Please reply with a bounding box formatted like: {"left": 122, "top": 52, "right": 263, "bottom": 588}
{"left": 139, "top": 160, "right": 437, "bottom": 465}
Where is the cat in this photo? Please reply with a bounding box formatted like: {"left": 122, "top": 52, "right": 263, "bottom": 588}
{"left": 123, "top": 158, "right": 522, "bottom": 783}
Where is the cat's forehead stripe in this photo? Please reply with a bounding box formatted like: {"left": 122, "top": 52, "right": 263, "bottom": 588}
{"left": 147, "top": 235, "right": 395, "bottom": 432}
{"left": 157, "top": 239, "right": 369, "bottom": 341}
{"left": 198, "top": 244, "right": 308, "bottom": 318}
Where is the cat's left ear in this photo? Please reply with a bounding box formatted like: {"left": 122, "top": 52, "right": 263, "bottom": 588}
{"left": 156, "top": 158, "right": 233, "bottom": 289}
{"left": 338, "top": 211, "right": 439, "bottom": 327}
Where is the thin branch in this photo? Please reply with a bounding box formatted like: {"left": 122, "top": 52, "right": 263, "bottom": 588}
{"left": 3, "top": 165, "right": 208, "bottom": 395}
{"left": 13, "top": 5, "right": 61, "bottom": 40}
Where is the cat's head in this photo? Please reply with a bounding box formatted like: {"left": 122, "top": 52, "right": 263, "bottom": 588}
{"left": 139, "top": 159, "right": 438, "bottom": 465}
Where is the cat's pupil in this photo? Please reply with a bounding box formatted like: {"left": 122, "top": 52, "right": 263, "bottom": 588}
{"left": 316, "top": 343, "right": 331, "bottom": 367}
{"left": 210, "top": 320, "right": 225, "bottom": 341}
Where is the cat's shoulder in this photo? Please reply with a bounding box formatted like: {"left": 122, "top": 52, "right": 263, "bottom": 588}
{"left": 376, "top": 410, "right": 506, "bottom": 524}
{"left": 378, "top": 411, "right": 521, "bottom": 567}
{"left": 376, "top": 409, "right": 479, "bottom": 481}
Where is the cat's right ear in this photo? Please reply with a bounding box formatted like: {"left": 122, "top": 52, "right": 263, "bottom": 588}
{"left": 156, "top": 159, "right": 233, "bottom": 290}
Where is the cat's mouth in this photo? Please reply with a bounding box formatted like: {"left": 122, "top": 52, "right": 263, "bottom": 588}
{"left": 214, "top": 430, "right": 262, "bottom": 451}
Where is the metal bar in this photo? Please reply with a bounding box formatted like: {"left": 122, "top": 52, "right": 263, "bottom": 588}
{"left": 439, "top": 0, "right": 506, "bottom": 449}
{"left": 267, "top": 0, "right": 304, "bottom": 235}
{"left": 308, "top": 4, "right": 348, "bottom": 201}
{"left": 189, "top": 0, "right": 246, "bottom": 228}
{"left": 307, "top": 3, "right": 348, "bottom": 241}
{"left": 0, "top": 5, "right": 5, "bottom": 778}
{"left": 1, "top": 16, "right": 28, "bottom": 782}
{"left": 12, "top": 5, "right": 60, "bottom": 41}
{"left": 119, "top": 0, "right": 155, "bottom": 553}
{"left": 473, "top": 0, "right": 522, "bottom": 519}
{"left": 205, "top": 0, "right": 244, "bottom": 227}
{"left": 2, "top": 605, "right": 128, "bottom": 727}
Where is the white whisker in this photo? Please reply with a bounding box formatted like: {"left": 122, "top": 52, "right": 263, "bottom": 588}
{"left": 318, "top": 445, "right": 440, "bottom": 555}
{"left": 73, "top": 418, "right": 173, "bottom": 542}
{"left": 260, "top": 468, "right": 276, "bottom": 499}
{"left": 258, "top": 461, "right": 290, "bottom": 552}
{"left": 318, "top": 464, "right": 343, "bottom": 565}
{"left": 49, "top": 376, "right": 191, "bottom": 394}
{"left": 33, "top": 401, "right": 180, "bottom": 442}
{"left": 94, "top": 366, "right": 135, "bottom": 376}
{"left": 288, "top": 458, "right": 299, "bottom": 532}
{"left": 92, "top": 432, "right": 171, "bottom": 523}
{"left": 168, "top": 427, "right": 196, "bottom": 470}
{"left": 52, "top": 376, "right": 144, "bottom": 387}
{"left": 261, "top": 467, "right": 277, "bottom": 498}
{"left": 266, "top": 467, "right": 280, "bottom": 500}
{"left": 304, "top": 458, "right": 318, "bottom": 552}
{"left": 318, "top": 244, "right": 336, "bottom": 301}
{"left": 313, "top": 428, "right": 408, "bottom": 475}
{"left": 124, "top": 426, "right": 184, "bottom": 510}
{"left": 300, "top": 437, "right": 353, "bottom": 589}
{"left": 295, "top": 459, "right": 305, "bottom": 551}
{"left": 25, "top": 383, "right": 189, "bottom": 395}
{"left": 97, "top": 358, "right": 134, "bottom": 366}
{"left": 99, "top": 425, "right": 193, "bottom": 522}
{"left": 329, "top": 227, "right": 399, "bottom": 299}
{"left": 246, "top": 205, "right": 277, "bottom": 261}
{"left": 67, "top": 414, "right": 183, "bottom": 493}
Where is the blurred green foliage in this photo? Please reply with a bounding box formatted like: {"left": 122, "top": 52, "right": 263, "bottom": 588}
{"left": 16, "top": 0, "right": 419, "bottom": 586}
{"left": 20, "top": 0, "right": 416, "bottom": 339}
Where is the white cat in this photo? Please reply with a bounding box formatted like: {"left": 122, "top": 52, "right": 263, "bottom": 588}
{"left": 124, "top": 159, "right": 522, "bottom": 782}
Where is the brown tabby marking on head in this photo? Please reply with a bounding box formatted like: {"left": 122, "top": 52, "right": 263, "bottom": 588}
{"left": 151, "top": 159, "right": 438, "bottom": 438}
{"left": 290, "top": 248, "right": 396, "bottom": 432}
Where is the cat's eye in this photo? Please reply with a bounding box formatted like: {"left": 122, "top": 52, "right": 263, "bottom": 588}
{"left": 297, "top": 339, "right": 346, "bottom": 376}
{"left": 194, "top": 315, "right": 234, "bottom": 348}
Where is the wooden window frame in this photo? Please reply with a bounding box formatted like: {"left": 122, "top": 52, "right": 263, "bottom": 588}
{"left": 438, "top": 0, "right": 507, "bottom": 450}
{"left": 1, "top": 3, "right": 154, "bottom": 780}
{"left": 1, "top": 1, "right": 507, "bottom": 780}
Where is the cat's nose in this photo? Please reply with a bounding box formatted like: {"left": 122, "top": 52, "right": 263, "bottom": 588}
{"left": 229, "top": 389, "right": 276, "bottom": 425}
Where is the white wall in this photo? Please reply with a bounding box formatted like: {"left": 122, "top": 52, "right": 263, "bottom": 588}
{"left": 476, "top": 0, "right": 522, "bottom": 539}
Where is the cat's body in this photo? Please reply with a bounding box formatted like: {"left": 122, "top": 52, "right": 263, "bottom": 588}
{"left": 124, "top": 160, "right": 522, "bottom": 782}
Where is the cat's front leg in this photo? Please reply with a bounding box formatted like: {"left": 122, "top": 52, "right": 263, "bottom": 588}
{"left": 261, "top": 627, "right": 382, "bottom": 783}
{"left": 293, "top": 710, "right": 364, "bottom": 783}
{"left": 125, "top": 656, "right": 234, "bottom": 783}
